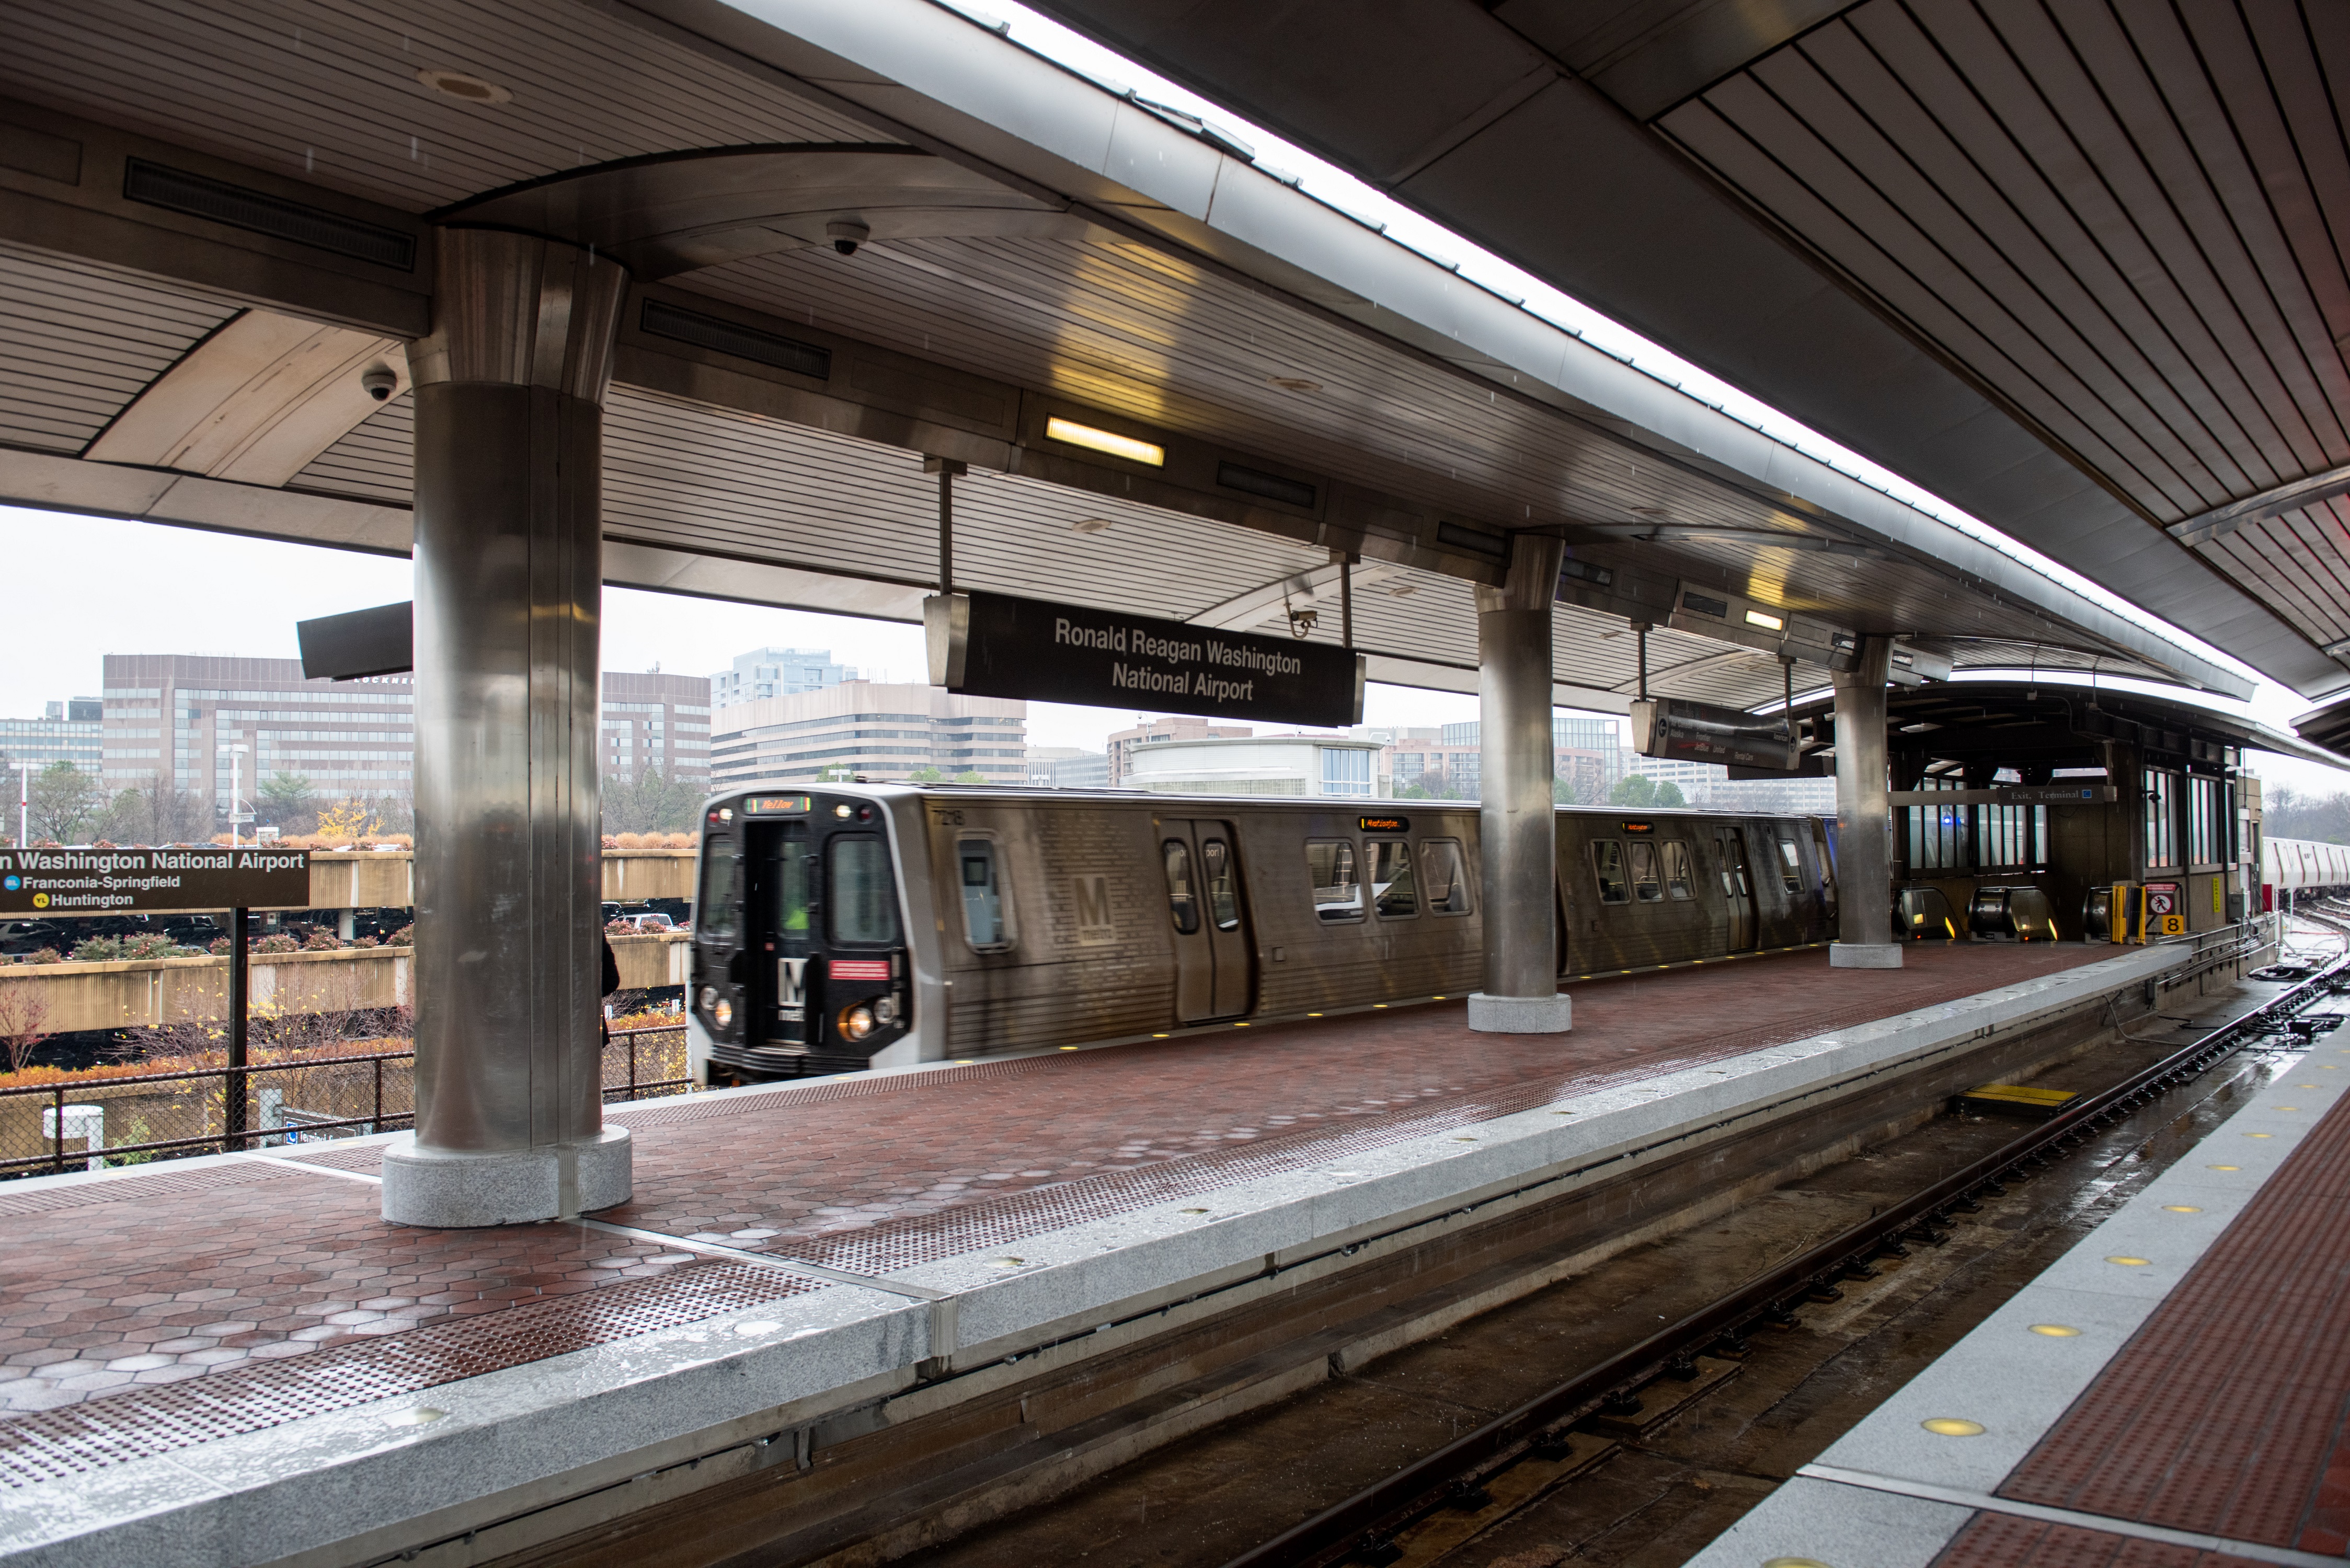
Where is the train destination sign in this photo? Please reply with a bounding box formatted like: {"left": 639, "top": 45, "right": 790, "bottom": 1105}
{"left": 1358, "top": 815, "right": 1409, "bottom": 833}
{"left": 1630, "top": 696, "right": 1802, "bottom": 773}
{"left": 928, "top": 591, "right": 1363, "bottom": 728}
{"left": 0, "top": 847, "right": 311, "bottom": 914}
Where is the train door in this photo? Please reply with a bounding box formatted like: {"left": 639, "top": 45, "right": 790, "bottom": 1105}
{"left": 747, "top": 821, "right": 815, "bottom": 1048}
{"left": 1715, "top": 828, "right": 1758, "bottom": 951}
{"left": 1160, "top": 818, "right": 1254, "bottom": 1022}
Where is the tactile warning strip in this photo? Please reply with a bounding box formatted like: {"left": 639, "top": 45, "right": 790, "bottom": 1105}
{"left": 277, "top": 1142, "right": 389, "bottom": 1173}
{"left": 1998, "top": 1085, "right": 2350, "bottom": 1552}
{"left": 1932, "top": 1510, "right": 2273, "bottom": 1565}
{"left": 0, "top": 1261, "right": 815, "bottom": 1486}
{"left": 0, "top": 1160, "right": 304, "bottom": 1217}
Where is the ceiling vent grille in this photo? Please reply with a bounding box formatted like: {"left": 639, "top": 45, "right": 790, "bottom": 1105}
{"left": 122, "top": 159, "right": 416, "bottom": 271}
{"left": 640, "top": 298, "right": 832, "bottom": 382}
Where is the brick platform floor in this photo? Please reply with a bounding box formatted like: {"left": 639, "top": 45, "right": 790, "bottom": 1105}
{"left": 1994, "top": 1037, "right": 2350, "bottom": 1557}
{"left": 0, "top": 941, "right": 2103, "bottom": 1425}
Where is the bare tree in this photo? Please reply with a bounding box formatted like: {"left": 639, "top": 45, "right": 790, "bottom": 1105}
{"left": 0, "top": 986, "right": 52, "bottom": 1075}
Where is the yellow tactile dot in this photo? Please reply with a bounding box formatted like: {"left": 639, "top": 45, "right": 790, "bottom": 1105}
{"left": 2106, "top": 1255, "right": 2151, "bottom": 1266}
{"left": 2162, "top": 1205, "right": 2202, "bottom": 1213}
{"left": 2029, "top": 1324, "right": 2082, "bottom": 1336}
{"left": 1922, "top": 1417, "right": 1986, "bottom": 1436}
{"left": 2245, "top": 1132, "right": 2275, "bottom": 1138}
{"left": 2208, "top": 1164, "right": 2241, "bottom": 1171}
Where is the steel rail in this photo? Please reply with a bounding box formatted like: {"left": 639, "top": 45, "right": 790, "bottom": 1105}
{"left": 1218, "top": 953, "right": 2348, "bottom": 1568}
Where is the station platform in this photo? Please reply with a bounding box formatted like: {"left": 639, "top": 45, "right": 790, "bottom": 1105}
{"left": 1693, "top": 963, "right": 2350, "bottom": 1568}
{"left": 0, "top": 935, "right": 2261, "bottom": 1566}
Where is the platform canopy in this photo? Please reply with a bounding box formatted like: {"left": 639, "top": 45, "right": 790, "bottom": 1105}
{"left": 0, "top": 0, "right": 2244, "bottom": 714}
{"left": 1024, "top": 0, "right": 2350, "bottom": 702}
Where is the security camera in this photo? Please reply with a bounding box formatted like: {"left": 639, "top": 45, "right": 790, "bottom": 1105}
{"left": 360, "top": 365, "right": 398, "bottom": 401}
{"left": 826, "top": 218, "right": 871, "bottom": 257}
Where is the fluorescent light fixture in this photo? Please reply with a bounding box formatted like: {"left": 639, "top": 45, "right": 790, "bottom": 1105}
{"left": 1045, "top": 416, "right": 1164, "bottom": 466}
{"left": 1745, "top": 609, "right": 1785, "bottom": 631}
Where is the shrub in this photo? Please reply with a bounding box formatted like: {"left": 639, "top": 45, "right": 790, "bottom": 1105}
{"left": 209, "top": 937, "right": 232, "bottom": 957}
{"left": 384, "top": 925, "right": 415, "bottom": 948}
{"left": 666, "top": 832, "right": 695, "bottom": 849}
{"left": 120, "top": 934, "right": 178, "bottom": 961}
{"left": 601, "top": 834, "right": 619, "bottom": 849}
{"left": 23, "top": 948, "right": 61, "bottom": 966}
{"left": 614, "top": 832, "right": 646, "bottom": 849}
{"left": 302, "top": 930, "right": 346, "bottom": 951}
{"left": 353, "top": 935, "right": 380, "bottom": 949}
{"left": 253, "top": 934, "right": 301, "bottom": 954}
{"left": 71, "top": 937, "right": 122, "bottom": 962}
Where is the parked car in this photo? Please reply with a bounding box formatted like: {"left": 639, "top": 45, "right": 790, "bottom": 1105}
{"left": 0, "top": 920, "right": 64, "bottom": 955}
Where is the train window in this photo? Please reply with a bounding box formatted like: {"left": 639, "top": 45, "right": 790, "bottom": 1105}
{"left": 1591, "top": 840, "right": 1631, "bottom": 905}
{"left": 1662, "top": 841, "right": 1694, "bottom": 901}
{"left": 774, "top": 843, "right": 812, "bottom": 940}
{"left": 1627, "top": 841, "right": 1664, "bottom": 902}
{"left": 1201, "top": 838, "right": 1241, "bottom": 931}
{"left": 957, "top": 838, "right": 1008, "bottom": 949}
{"left": 828, "top": 835, "right": 902, "bottom": 947}
{"left": 699, "top": 839, "right": 740, "bottom": 941}
{"left": 1163, "top": 840, "right": 1200, "bottom": 935}
{"left": 1307, "top": 840, "right": 1365, "bottom": 921}
{"left": 1421, "top": 840, "right": 1472, "bottom": 915}
{"left": 1776, "top": 839, "right": 1803, "bottom": 892}
{"left": 1370, "top": 840, "right": 1418, "bottom": 918}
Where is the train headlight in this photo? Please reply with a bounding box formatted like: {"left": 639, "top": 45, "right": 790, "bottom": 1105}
{"left": 839, "top": 1003, "right": 877, "bottom": 1042}
{"left": 713, "top": 996, "right": 734, "bottom": 1031}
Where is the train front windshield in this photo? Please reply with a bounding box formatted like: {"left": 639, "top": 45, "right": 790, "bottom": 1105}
{"left": 695, "top": 793, "right": 910, "bottom": 1079}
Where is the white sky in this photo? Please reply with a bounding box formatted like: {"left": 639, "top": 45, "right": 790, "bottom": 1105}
{"left": 4, "top": 1, "right": 2343, "bottom": 792}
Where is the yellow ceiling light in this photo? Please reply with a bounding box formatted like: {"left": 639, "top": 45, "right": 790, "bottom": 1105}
{"left": 1745, "top": 608, "right": 1786, "bottom": 631}
{"left": 1045, "top": 416, "right": 1165, "bottom": 466}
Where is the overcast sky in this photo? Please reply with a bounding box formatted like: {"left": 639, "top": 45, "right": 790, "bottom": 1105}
{"left": 1, "top": 504, "right": 2341, "bottom": 793}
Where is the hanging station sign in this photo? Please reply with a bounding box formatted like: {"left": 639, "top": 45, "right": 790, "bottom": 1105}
{"left": 1629, "top": 697, "right": 1803, "bottom": 772}
{"left": 0, "top": 847, "right": 312, "bottom": 914}
{"left": 926, "top": 592, "right": 1365, "bottom": 728}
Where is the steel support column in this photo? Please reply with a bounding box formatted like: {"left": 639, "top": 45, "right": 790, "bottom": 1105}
{"left": 381, "top": 228, "right": 631, "bottom": 1226}
{"left": 1831, "top": 636, "right": 1902, "bottom": 969}
{"left": 1470, "top": 534, "right": 1572, "bottom": 1033}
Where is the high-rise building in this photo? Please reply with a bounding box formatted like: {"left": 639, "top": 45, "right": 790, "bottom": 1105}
{"left": 103, "top": 655, "right": 416, "bottom": 825}
{"left": 99, "top": 656, "right": 715, "bottom": 831}
{"left": 708, "top": 683, "right": 1026, "bottom": 787}
{"left": 1106, "top": 716, "right": 1253, "bottom": 785}
{"left": 600, "top": 672, "right": 713, "bottom": 786}
{"left": 709, "top": 648, "right": 856, "bottom": 711}
{"left": 0, "top": 699, "right": 104, "bottom": 777}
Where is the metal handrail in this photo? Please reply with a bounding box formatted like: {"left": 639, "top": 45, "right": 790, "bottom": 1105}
{"left": 1, "top": 1023, "right": 689, "bottom": 1175}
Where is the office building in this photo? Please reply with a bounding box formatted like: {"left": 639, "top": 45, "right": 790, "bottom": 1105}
{"left": 709, "top": 683, "right": 1026, "bottom": 787}
{"left": 710, "top": 647, "right": 856, "bottom": 711}
{"left": 0, "top": 698, "right": 104, "bottom": 777}
{"left": 600, "top": 672, "right": 713, "bottom": 786}
{"left": 103, "top": 655, "right": 416, "bottom": 824}
{"left": 98, "top": 656, "right": 714, "bottom": 831}
{"left": 1107, "top": 716, "right": 1253, "bottom": 785}
{"left": 1126, "top": 734, "right": 1380, "bottom": 798}
{"left": 1025, "top": 746, "right": 1109, "bottom": 788}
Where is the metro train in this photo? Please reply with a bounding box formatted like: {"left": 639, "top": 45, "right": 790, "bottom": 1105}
{"left": 2263, "top": 835, "right": 2350, "bottom": 907}
{"left": 685, "top": 785, "right": 1838, "bottom": 1084}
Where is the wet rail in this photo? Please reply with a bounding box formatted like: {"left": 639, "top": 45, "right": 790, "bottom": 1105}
{"left": 1218, "top": 954, "right": 2350, "bottom": 1568}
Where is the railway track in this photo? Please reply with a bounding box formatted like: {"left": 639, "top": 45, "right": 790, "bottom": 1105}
{"left": 1210, "top": 953, "right": 2350, "bottom": 1568}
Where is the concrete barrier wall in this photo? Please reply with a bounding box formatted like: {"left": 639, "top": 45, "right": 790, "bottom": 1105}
{"left": 0, "top": 933, "right": 689, "bottom": 1034}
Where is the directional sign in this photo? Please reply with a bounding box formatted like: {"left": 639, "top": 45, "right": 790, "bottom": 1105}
{"left": 0, "top": 847, "right": 310, "bottom": 914}
{"left": 927, "top": 592, "right": 1363, "bottom": 728}
{"left": 1630, "top": 697, "right": 1802, "bottom": 771}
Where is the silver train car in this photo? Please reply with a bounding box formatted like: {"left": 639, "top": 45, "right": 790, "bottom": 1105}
{"left": 684, "top": 785, "right": 1837, "bottom": 1085}
{"left": 2264, "top": 835, "right": 2350, "bottom": 905}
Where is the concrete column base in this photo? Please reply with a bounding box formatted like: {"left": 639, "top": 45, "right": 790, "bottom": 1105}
{"left": 382, "top": 1126, "right": 632, "bottom": 1227}
{"left": 1468, "top": 992, "right": 1574, "bottom": 1033}
{"left": 1829, "top": 942, "right": 1906, "bottom": 970}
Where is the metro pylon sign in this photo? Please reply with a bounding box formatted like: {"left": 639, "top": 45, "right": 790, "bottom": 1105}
{"left": 0, "top": 848, "right": 311, "bottom": 914}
